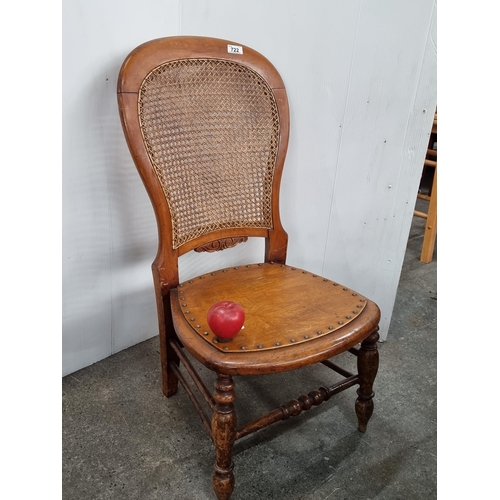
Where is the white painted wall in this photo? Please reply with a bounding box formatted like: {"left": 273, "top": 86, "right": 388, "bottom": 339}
{"left": 62, "top": 0, "right": 180, "bottom": 375}
{"left": 63, "top": 0, "right": 437, "bottom": 376}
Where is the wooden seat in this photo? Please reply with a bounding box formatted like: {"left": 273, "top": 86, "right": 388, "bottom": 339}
{"left": 117, "top": 36, "right": 380, "bottom": 500}
{"left": 414, "top": 109, "right": 437, "bottom": 263}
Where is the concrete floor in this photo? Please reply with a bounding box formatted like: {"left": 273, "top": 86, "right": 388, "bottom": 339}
{"left": 62, "top": 205, "right": 437, "bottom": 500}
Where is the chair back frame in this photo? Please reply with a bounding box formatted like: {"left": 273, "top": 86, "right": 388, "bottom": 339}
{"left": 117, "top": 36, "right": 290, "bottom": 299}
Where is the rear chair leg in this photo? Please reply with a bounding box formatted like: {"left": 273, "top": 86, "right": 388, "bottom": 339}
{"left": 156, "top": 290, "right": 179, "bottom": 398}
{"left": 161, "top": 338, "right": 179, "bottom": 398}
{"left": 212, "top": 374, "right": 237, "bottom": 500}
{"left": 355, "top": 330, "right": 379, "bottom": 432}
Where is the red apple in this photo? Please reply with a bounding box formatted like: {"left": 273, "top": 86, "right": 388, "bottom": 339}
{"left": 207, "top": 301, "right": 245, "bottom": 341}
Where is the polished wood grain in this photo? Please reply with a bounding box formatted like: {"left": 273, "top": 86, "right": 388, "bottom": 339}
{"left": 170, "top": 263, "right": 379, "bottom": 375}
{"left": 176, "top": 263, "right": 369, "bottom": 351}
{"left": 118, "top": 36, "right": 381, "bottom": 500}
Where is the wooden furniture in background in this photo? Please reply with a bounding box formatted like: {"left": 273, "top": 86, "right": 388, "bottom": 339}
{"left": 117, "top": 36, "right": 381, "bottom": 500}
{"left": 414, "top": 109, "right": 437, "bottom": 263}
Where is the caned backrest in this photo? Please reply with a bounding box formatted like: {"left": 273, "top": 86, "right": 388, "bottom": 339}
{"left": 118, "top": 37, "right": 290, "bottom": 290}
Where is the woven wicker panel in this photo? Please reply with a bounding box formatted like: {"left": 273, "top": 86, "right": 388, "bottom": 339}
{"left": 138, "top": 59, "right": 280, "bottom": 249}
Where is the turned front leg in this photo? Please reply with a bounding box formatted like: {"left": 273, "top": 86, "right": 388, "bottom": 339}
{"left": 356, "top": 330, "right": 379, "bottom": 432}
{"left": 212, "top": 374, "right": 237, "bottom": 500}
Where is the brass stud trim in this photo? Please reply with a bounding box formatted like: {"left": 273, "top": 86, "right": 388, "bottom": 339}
{"left": 187, "top": 265, "right": 368, "bottom": 352}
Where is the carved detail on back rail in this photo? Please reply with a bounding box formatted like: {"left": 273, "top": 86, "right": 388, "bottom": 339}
{"left": 195, "top": 237, "right": 248, "bottom": 253}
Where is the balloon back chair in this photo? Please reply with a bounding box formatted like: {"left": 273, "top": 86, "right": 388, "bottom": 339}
{"left": 117, "top": 36, "right": 380, "bottom": 500}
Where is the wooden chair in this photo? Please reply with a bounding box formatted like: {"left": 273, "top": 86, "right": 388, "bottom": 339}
{"left": 117, "top": 36, "right": 381, "bottom": 500}
{"left": 414, "top": 109, "right": 437, "bottom": 263}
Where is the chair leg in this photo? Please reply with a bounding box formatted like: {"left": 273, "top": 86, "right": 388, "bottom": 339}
{"left": 355, "top": 330, "right": 379, "bottom": 432}
{"left": 161, "top": 337, "right": 179, "bottom": 398}
{"left": 155, "top": 289, "right": 179, "bottom": 398}
{"left": 212, "top": 373, "right": 237, "bottom": 500}
{"left": 420, "top": 165, "right": 437, "bottom": 263}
